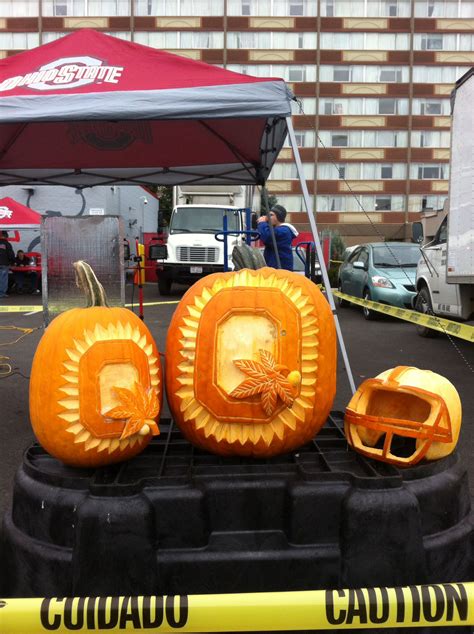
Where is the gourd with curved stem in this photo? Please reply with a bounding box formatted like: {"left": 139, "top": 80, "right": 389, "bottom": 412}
{"left": 30, "top": 261, "right": 162, "bottom": 467}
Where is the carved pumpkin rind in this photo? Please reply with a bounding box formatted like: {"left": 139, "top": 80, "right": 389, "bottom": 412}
{"left": 30, "top": 267, "right": 162, "bottom": 467}
{"left": 344, "top": 366, "right": 462, "bottom": 467}
{"left": 166, "top": 268, "right": 336, "bottom": 457}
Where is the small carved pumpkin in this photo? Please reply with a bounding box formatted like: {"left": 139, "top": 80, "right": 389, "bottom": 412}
{"left": 166, "top": 268, "right": 336, "bottom": 456}
{"left": 345, "top": 366, "right": 462, "bottom": 467}
{"left": 29, "top": 261, "right": 162, "bottom": 467}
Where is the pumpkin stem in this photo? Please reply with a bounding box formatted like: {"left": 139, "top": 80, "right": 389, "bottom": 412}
{"left": 73, "top": 260, "right": 109, "bottom": 308}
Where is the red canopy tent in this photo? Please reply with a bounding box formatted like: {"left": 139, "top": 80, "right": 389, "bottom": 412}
{"left": 0, "top": 29, "right": 292, "bottom": 188}
{"left": 0, "top": 196, "right": 42, "bottom": 229}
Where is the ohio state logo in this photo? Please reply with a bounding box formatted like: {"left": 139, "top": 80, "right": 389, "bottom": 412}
{"left": 0, "top": 206, "right": 13, "bottom": 219}
{"left": 0, "top": 56, "right": 123, "bottom": 92}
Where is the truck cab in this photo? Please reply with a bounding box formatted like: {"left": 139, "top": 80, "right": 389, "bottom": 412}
{"left": 156, "top": 203, "right": 250, "bottom": 295}
{"left": 153, "top": 184, "right": 255, "bottom": 295}
{"left": 415, "top": 214, "right": 471, "bottom": 320}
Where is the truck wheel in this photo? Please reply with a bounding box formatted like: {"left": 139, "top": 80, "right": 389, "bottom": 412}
{"left": 362, "top": 288, "right": 377, "bottom": 321}
{"left": 158, "top": 274, "right": 172, "bottom": 296}
{"left": 414, "top": 287, "right": 438, "bottom": 338}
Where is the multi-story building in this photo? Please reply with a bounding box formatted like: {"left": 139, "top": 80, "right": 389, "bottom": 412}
{"left": 2, "top": 0, "right": 473, "bottom": 243}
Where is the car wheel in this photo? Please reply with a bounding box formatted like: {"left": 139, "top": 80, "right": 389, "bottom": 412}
{"left": 414, "top": 287, "right": 438, "bottom": 338}
{"left": 337, "top": 283, "right": 349, "bottom": 308}
{"left": 158, "top": 274, "right": 172, "bottom": 296}
{"left": 362, "top": 288, "right": 377, "bottom": 321}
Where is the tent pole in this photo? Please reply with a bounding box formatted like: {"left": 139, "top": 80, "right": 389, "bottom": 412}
{"left": 286, "top": 116, "right": 356, "bottom": 395}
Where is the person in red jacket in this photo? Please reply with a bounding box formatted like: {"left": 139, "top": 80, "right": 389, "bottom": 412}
{"left": 0, "top": 231, "right": 14, "bottom": 298}
{"left": 257, "top": 205, "right": 299, "bottom": 271}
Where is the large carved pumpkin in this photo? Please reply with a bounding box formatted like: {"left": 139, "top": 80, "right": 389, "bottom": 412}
{"left": 166, "top": 268, "right": 336, "bottom": 456}
{"left": 345, "top": 366, "right": 462, "bottom": 467}
{"left": 30, "top": 261, "right": 162, "bottom": 467}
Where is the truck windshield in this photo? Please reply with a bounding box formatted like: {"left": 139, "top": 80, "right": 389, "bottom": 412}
{"left": 170, "top": 207, "right": 241, "bottom": 234}
{"left": 372, "top": 245, "right": 421, "bottom": 268}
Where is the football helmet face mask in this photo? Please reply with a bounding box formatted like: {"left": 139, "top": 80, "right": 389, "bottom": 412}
{"left": 344, "top": 366, "right": 461, "bottom": 467}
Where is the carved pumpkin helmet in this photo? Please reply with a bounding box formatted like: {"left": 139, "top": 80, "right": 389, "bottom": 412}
{"left": 345, "top": 366, "right": 462, "bottom": 467}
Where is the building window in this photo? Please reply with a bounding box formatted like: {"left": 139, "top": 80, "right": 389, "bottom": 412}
{"left": 320, "top": 32, "right": 409, "bottom": 51}
{"left": 53, "top": 0, "right": 67, "bottom": 15}
{"left": 422, "top": 101, "right": 442, "bottom": 115}
{"left": 284, "top": 130, "right": 315, "bottom": 148}
{"left": 409, "top": 195, "right": 448, "bottom": 211}
{"left": 429, "top": 0, "right": 438, "bottom": 16}
{"left": 381, "top": 166, "right": 393, "bottom": 179}
{"left": 44, "top": 0, "right": 132, "bottom": 16}
{"left": 413, "top": 99, "right": 450, "bottom": 115}
{"left": 374, "top": 196, "right": 391, "bottom": 210}
{"left": 416, "top": 165, "right": 446, "bottom": 179}
{"left": 227, "top": 32, "right": 315, "bottom": 50}
{"left": 421, "top": 195, "right": 447, "bottom": 210}
{"left": 135, "top": 0, "right": 223, "bottom": 16}
{"left": 320, "top": 65, "right": 408, "bottom": 83}
{"left": 289, "top": 0, "right": 304, "bottom": 15}
{"left": 0, "top": 32, "right": 40, "bottom": 48}
{"left": 411, "top": 131, "right": 451, "bottom": 148}
{"left": 325, "top": 0, "right": 334, "bottom": 15}
{"left": 269, "top": 162, "right": 313, "bottom": 180}
{"left": 415, "top": 0, "right": 462, "bottom": 18}
{"left": 420, "top": 132, "right": 433, "bottom": 148}
{"left": 134, "top": 31, "right": 223, "bottom": 49}
{"left": 288, "top": 67, "right": 306, "bottom": 82}
{"left": 421, "top": 34, "right": 443, "bottom": 50}
{"left": 379, "top": 68, "right": 402, "bottom": 82}
{"left": 412, "top": 66, "right": 466, "bottom": 83}
{"left": 378, "top": 98, "right": 397, "bottom": 115}
{"left": 330, "top": 196, "right": 344, "bottom": 211}
{"left": 321, "top": 0, "right": 410, "bottom": 17}
{"left": 333, "top": 67, "right": 351, "bottom": 82}
{"left": 0, "top": 1, "right": 39, "bottom": 16}
{"left": 297, "top": 98, "right": 316, "bottom": 114}
{"left": 385, "top": 0, "right": 398, "bottom": 16}
{"left": 376, "top": 131, "right": 405, "bottom": 147}
{"left": 241, "top": 0, "right": 251, "bottom": 14}
{"left": 318, "top": 130, "right": 408, "bottom": 148}
{"left": 332, "top": 134, "right": 349, "bottom": 147}
{"left": 295, "top": 132, "right": 306, "bottom": 147}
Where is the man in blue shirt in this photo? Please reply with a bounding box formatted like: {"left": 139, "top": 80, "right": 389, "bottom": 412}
{"left": 257, "top": 204, "right": 299, "bottom": 271}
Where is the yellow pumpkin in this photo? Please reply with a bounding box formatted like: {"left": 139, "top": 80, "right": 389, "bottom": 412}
{"left": 29, "top": 261, "right": 162, "bottom": 467}
{"left": 166, "top": 267, "right": 337, "bottom": 457}
{"left": 345, "top": 366, "right": 462, "bottom": 467}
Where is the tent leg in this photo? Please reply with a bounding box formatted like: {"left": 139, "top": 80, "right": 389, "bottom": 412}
{"left": 286, "top": 116, "right": 356, "bottom": 395}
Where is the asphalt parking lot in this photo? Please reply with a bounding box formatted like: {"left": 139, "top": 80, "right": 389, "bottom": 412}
{"left": 0, "top": 281, "right": 473, "bottom": 520}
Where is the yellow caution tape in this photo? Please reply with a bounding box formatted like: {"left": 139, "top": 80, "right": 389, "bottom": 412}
{"left": 0, "top": 301, "right": 180, "bottom": 314}
{"left": 333, "top": 290, "right": 474, "bottom": 343}
{"left": 0, "top": 305, "right": 41, "bottom": 313}
{"left": 133, "top": 300, "right": 180, "bottom": 307}
{"left": 0, "top": 583, "right": 472, "bottom": 632}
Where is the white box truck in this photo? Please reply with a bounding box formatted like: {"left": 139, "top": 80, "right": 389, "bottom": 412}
{"left": 154, "top": 185, "right": 255, "bottom": 295}
{"left": 414, "top": 67, "right": 474, "bottom": 333}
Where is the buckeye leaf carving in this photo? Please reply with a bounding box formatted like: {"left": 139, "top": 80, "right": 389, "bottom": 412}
{"left": 105, "top": 382, "right": 160, "bottom": 439}
{"left": 230, "top": 349, "right": 298, "bottom": 416}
